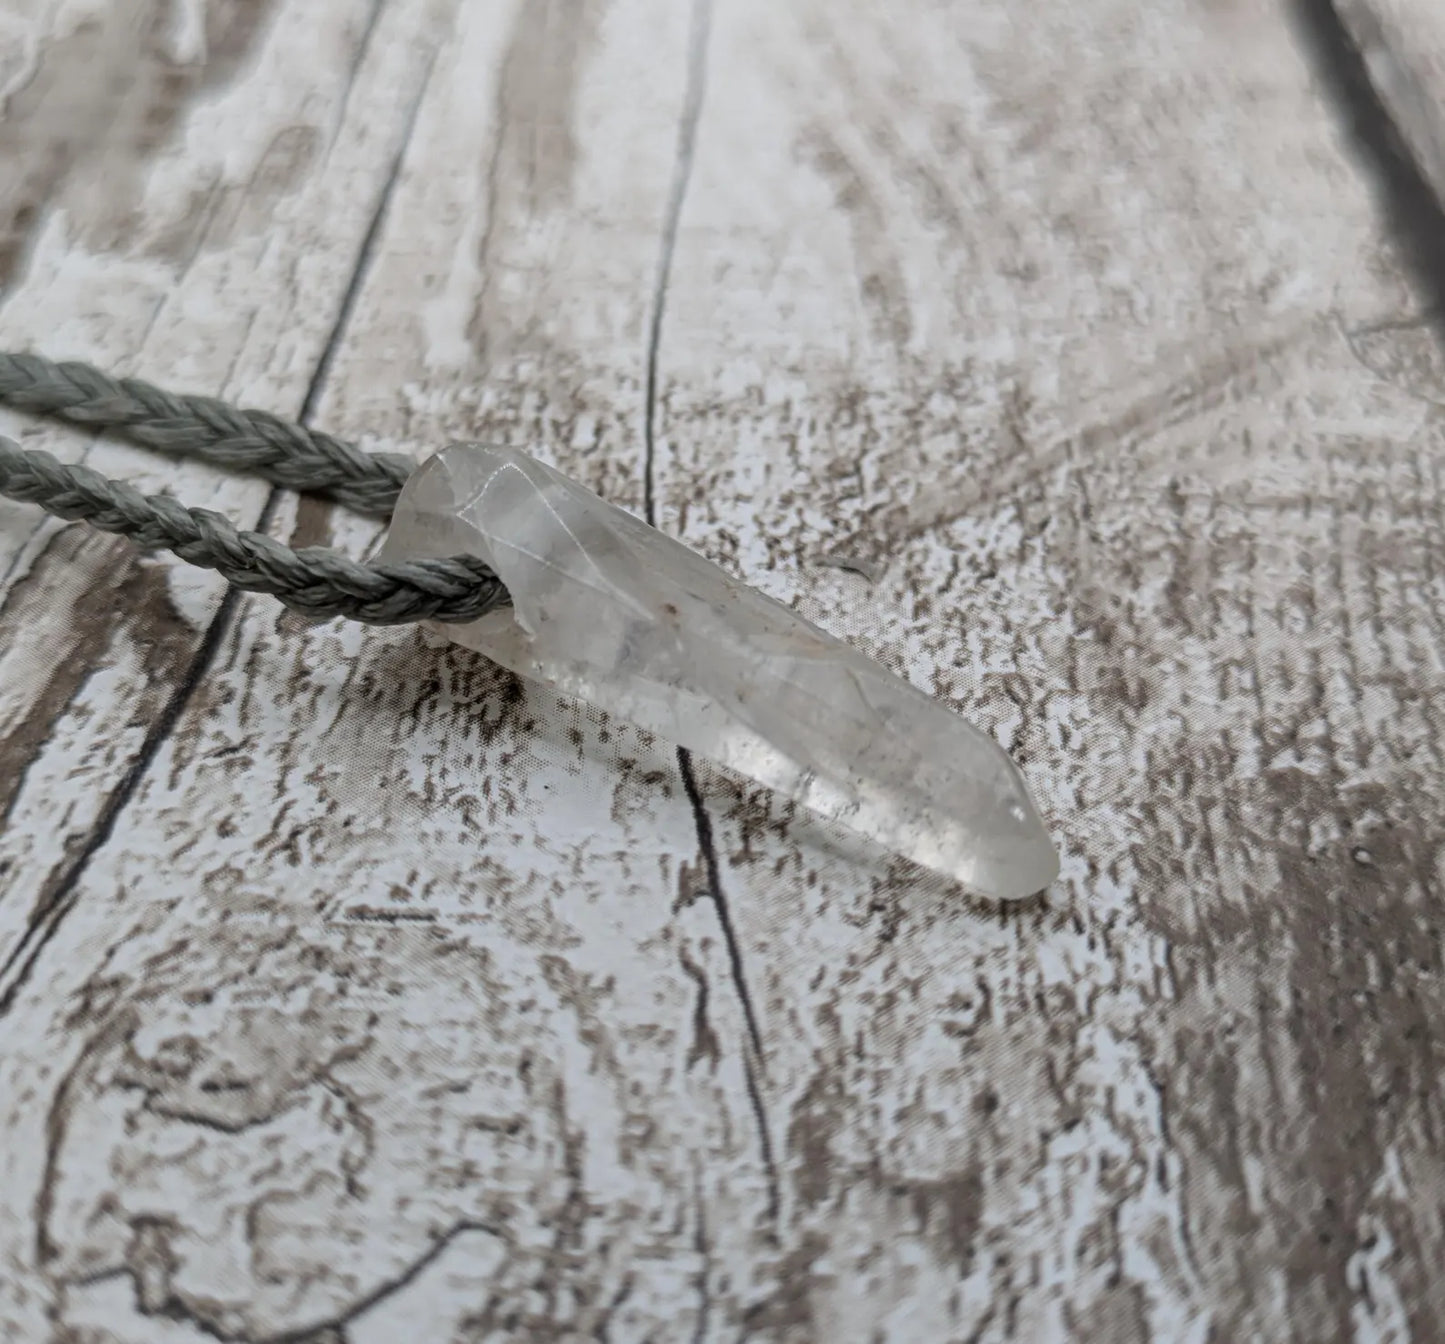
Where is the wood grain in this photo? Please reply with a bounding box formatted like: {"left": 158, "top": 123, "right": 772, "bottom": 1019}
{"left": 0, "top": 0, "right": 443, "bottom": 992}
{"left": 2, "top": 0, "right": 1444, "bottom": 1340}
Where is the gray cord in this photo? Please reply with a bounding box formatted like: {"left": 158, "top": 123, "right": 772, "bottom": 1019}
{"left": 0, "top": 352, "right": 411, "bottom": 516}
{"left": 0, "top": 438, "right": 505, "bottom": 624}
{"left": 0, "top": 352, "right": 506, "bottom": 625}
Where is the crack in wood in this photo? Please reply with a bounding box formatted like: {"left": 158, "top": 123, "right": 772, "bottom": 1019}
{"left": 642, "top": 0, "right": 712, "bottom": 532}
{"left": 641, "top": 0, "right": 784, "bottom": 1228}
{"left": 0, "top": 10, "right": 439, "bottom": 1020}
{"left": 678, "top": 748, "right": 782, "bottom": 1225}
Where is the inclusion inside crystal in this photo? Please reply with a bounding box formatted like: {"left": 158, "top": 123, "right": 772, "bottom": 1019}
{"left": 378, "top": 445, "right": 1060, "bottom": 899}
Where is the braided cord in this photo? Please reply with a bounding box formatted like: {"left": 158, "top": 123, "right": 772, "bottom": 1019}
{"left": 0, "top": 440, "right": 505, "bottom": 624}
{"left": 0, "top": 352, "right": 412, "bottom": 517}
{"left": 0, "top": 352, "right": 506, "bottom": 625}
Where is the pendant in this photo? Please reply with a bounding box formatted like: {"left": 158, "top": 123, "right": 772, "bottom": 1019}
{"left": 379, "top": 446, "right": 1059, "bottom": 899}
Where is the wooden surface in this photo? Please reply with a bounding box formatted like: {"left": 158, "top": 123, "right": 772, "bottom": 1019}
{"left": 1338, "top": 0, "right": 1445, "bottom": 203}
{"left": 2, "top": 1, "right": 1444, "bottom": 1340}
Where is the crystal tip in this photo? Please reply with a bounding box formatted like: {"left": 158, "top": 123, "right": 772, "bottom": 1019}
{"left": 963, "top": 792, "right": 1060, "bottom": 902}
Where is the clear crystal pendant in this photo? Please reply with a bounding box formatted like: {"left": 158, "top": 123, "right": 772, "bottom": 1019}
{"left": 379, "top": 446, "right": 1059, "bottom": 899}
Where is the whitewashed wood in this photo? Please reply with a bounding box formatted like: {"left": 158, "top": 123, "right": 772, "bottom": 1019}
{"left": 651, "top": 6, "right": 1445, "bottom": 1341}
{"left": 0, "top": 0, "right": 444, "bottom": 984}
{"left": 2, "top": 0, "right": 1444, "bottom": 1341}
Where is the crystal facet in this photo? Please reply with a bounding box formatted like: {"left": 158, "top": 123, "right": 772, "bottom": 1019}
{"left": 379, "top": 445, "right": 1059, "bottom": 899}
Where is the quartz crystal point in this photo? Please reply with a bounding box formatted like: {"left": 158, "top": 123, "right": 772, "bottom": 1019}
{"left": 379, "top": 445, "right": 1059, "bottom": 899}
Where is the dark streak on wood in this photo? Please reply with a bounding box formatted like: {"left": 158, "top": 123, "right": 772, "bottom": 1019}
{"left": 639, "top": 0, "right": 783, "bottom": 1232}
{"left": 299, "top": 34, "right": 434, "bottom": 430}
{"left": 678, "top": 748, "right": 780, "bottom": 1224}
{"left": 0, "top": 575, "right": 241, "bottom": 1016}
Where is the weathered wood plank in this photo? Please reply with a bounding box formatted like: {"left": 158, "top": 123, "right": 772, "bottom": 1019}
{"left": 653, "top": 1, "right": 1445, "bottom": 1340}
{"left": 0, "top": 0, "right": 441, "bottom": 987}
{"left": 1, "top": 0, "right": 1443, "bottom": 1341}
{"left": 2, "top": 2, "right": 756, "bottom": 1340}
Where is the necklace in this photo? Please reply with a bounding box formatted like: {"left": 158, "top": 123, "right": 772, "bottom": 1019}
{"left": 0, "top": 352, "right": 1058, "bottom": 899}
